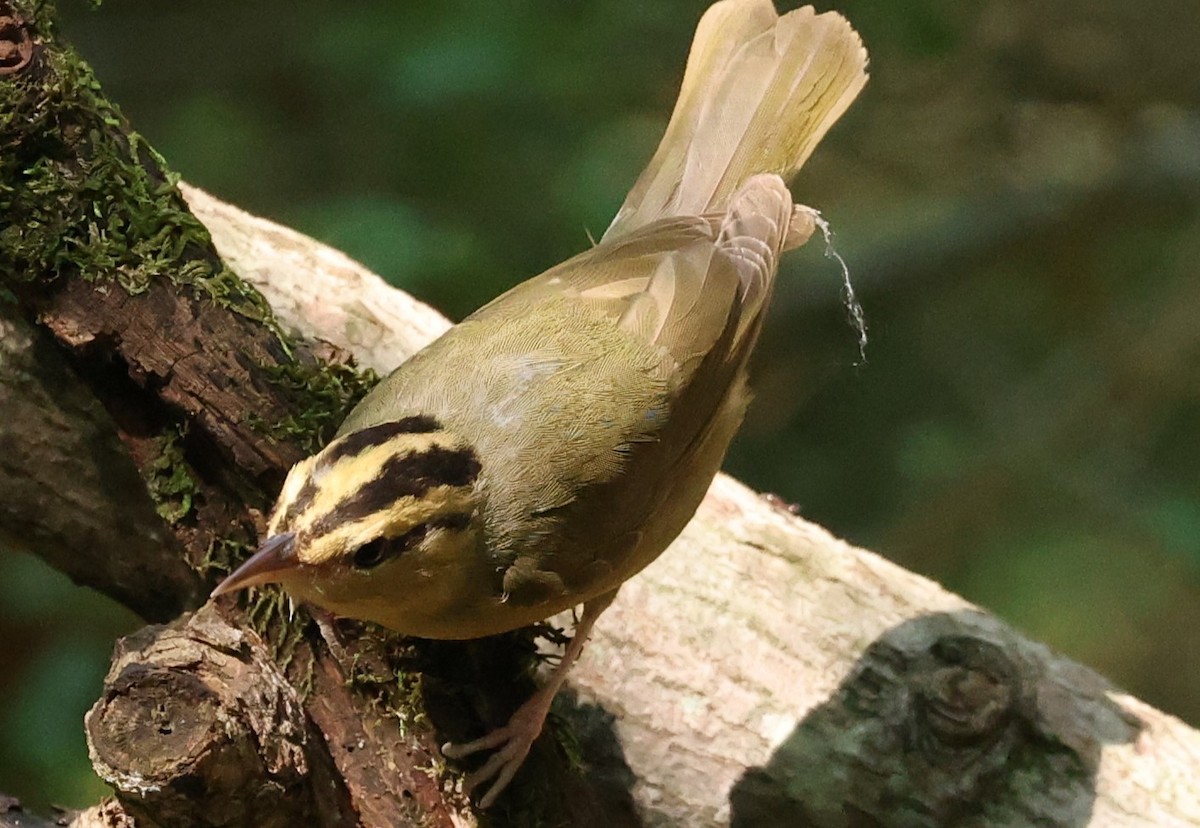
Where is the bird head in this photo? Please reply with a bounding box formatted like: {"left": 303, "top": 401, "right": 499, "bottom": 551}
{"left": 212, "top": 416, "right": 485, "bottom": 629}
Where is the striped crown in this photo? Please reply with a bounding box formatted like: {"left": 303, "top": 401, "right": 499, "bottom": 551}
{"left": 269, "top": 416, "right": 481, "bottom": 569}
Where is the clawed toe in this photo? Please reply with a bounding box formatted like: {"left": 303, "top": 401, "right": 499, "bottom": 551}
{"left": 443, "top": 726, "right": 536, "bottom": 809}
{"left": 440, "top": 595, "right": 615, "bottom": 808}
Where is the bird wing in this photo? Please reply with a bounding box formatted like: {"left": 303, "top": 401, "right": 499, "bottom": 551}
{"left": 471, "top": 174, "right": 795, "bottom": 386}
{"left": 447, "top": 177, "right": 797, "bottom": 603}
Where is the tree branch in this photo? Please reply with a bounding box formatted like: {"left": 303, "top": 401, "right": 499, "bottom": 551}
{"left": 182, "top": 183, "right": 1200, "bottom": 826}
{"left": 0, "top": 304, "right": 199, "bottom": 620}
{"left": 2, "top": 2, "right": 1198, "bottom": 827}
{"left": 0, "top": 5, "right": 540, "bottom": 825}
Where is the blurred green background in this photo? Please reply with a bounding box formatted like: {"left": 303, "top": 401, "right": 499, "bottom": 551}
{"left": 2, "top": 0, "right": 1198, "bottom": 810}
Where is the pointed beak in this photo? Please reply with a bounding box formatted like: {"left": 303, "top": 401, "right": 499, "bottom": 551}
{"left": 211, "top": 533, "right": 299, "bottom": 598}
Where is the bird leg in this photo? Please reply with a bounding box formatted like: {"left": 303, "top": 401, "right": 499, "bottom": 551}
{"left": 442, "top": 589, "right": 618, "bottom": 808}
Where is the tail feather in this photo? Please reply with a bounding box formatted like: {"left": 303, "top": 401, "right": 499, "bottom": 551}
{"left": 716, "top": 174, "right": 794, "bottom": 343}
{"left": 604, "top": 0, "right": 868, "bottom": 241}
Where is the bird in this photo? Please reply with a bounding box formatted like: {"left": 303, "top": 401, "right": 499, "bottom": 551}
{"left": 213, "top": 0, "right": 868, "bottom": 808}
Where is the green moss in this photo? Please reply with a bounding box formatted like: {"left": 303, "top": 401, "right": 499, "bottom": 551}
{"left": 546, "top": 708, "right": 585, "bottom": 774}
{"left": 0, "top": 2, "right": 282, "bottom": 339}
{"left": 250, "top": 360, "right": 380, "bottom": 454}
{"left": 245, "top": 586, "right": 313, "bottom": 681}
{"left": 346, "top": 630, "right": 427, "bottom": 736}
{"left": 2, "top": 10, "right": 564, "bottom": 820}
{"left": 198, "top": 535, "right": 251, "bottom": 579}
{"left": 143, "top": 426, "right": 199, "bottom": 524}
{"left": 1, "top": 0, "right": 379, "bottom": 625}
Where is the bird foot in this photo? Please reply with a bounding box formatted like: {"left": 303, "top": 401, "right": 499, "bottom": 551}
{"left": 442, "top": 693, "right": 552, "bottom": 809}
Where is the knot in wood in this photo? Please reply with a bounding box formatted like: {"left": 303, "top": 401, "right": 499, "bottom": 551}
{"left": 0, "top": 14, "right": 33, "bottom": 75}
{"left": 913, "top": 634, "right": 1018, "bottom": 748}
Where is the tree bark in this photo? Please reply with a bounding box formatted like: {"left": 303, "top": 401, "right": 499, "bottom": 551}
{"left": 2, "top": 3, "right": 1199, "bottom": 827}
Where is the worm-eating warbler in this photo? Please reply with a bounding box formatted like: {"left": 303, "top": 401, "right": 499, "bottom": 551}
{"left": 214, "top": 0, "right": 868, "bottom": 807}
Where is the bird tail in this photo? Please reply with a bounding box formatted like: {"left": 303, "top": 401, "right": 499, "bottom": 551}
{"left": 603, "top": 0, "right": 868, "bottom": 242}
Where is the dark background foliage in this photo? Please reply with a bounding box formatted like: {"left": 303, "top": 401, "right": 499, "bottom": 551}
{"left": 3, "top": 0, "right": 1197, "bottom": 808}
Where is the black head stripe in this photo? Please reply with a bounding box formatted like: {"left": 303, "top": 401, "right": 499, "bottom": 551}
{"left": 279, "top": 476, "right": 320, "bottom": 530}
{"left": 323, "top": 416, "right": 443, "bottom": 466}
{"left": 312, "top": 444, "right": 482, "bottom": 535}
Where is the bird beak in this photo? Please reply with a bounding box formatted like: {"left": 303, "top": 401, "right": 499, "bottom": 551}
{"left": 211, "top": 533, "right": 299, "bottom": 598}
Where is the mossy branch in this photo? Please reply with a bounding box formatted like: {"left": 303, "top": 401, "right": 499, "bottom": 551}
{"left": 0, "top": 0, "right": 373, "bottom": 592}
{"left": 0, "top": 3, "right": 562, "bottom": 826}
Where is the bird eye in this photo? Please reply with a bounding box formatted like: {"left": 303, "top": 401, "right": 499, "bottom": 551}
{"left": 350, "top": 524, "right": 430, "bottom": 570}
{"left": 352, "top": 539, "right": 390, "bottom": 569}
